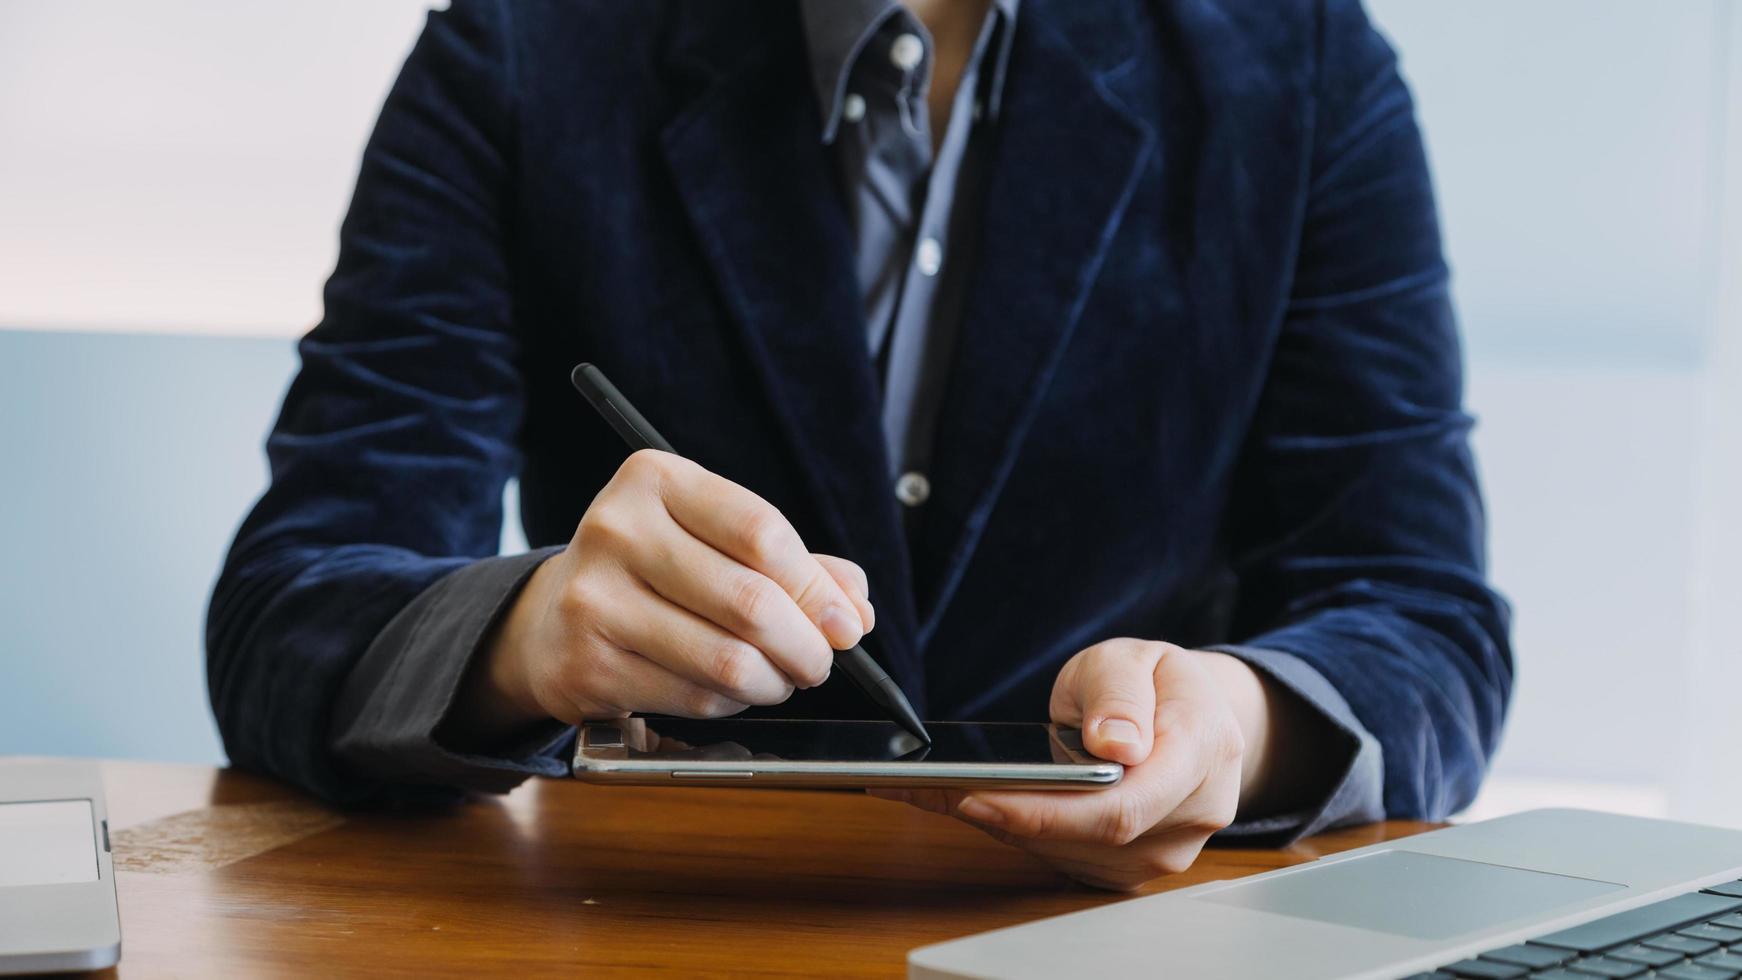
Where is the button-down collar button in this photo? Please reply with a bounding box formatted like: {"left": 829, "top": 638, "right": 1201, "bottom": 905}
{"left": 842, "top": 93, "right": 866, "bottom": 124}
{"left": 895, "top": 471, "right": 931, "bottom": 507}
{"left": 915, "top": 236, "right": 943, "bottom": 277}
{"left": 890, "top": 33, "right": 924, "bottom": 72}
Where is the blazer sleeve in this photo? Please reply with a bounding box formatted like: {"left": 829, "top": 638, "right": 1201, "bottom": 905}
{"left": 1222, "top": 0, "right": 1514, "bottom": 825}
{"left": 205, "top": 0, "right": 542, "bottom": 805}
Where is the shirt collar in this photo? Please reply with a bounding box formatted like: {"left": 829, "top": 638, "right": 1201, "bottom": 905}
{"left": 800, "top": 0, "right": 1020, "bottom": 145}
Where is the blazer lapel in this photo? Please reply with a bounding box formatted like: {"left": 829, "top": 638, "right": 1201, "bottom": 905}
{"left": 658, "top": 12, "right": 923, "bottom": 685}
{"left": 912, "top": 2, "right": 1157, "bottom": 642}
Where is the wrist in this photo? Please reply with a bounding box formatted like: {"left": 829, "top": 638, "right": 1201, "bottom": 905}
{"left": 1198, "top": 648, "right": 1338, "bottom": 819}
{"left": 1195, "top": 650, "right": 1274, "bottom": 802}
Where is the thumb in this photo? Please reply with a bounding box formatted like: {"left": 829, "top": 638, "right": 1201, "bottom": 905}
{"left": 1051, "top": 640, "right": 1162, "bottom": 767}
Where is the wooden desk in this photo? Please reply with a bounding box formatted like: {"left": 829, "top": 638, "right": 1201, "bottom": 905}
{"left": 70, "top": 759, "right": 1433, "bottom": 977}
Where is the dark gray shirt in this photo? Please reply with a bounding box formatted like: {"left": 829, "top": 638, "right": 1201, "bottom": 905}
{"left": 800, "top": 0, "right": 1016, "bottom": 511}
{"left": 329, "top": 0, "right": 1385, "bottom": 845}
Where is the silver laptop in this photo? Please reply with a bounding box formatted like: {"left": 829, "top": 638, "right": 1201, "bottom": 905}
{"left": 0, "top": 762, "right": 121, "bottom": 975}
{"left": 910, "top": 808, "right": 1742, "bottom": 980}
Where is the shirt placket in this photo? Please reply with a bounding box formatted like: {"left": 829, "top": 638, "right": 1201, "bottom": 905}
{"left": 876, "top": 19, "right": 995, "bottom": 512}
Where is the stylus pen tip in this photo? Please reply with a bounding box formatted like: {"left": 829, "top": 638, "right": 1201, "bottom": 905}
{"left": 838, "top": 645, "right": 931, "bottom": 743}
{"left": 878, "top": 678, "right": 931, "bottom": 744}
{"left": 902, "top": 709, "right": 932, "bottom": 745}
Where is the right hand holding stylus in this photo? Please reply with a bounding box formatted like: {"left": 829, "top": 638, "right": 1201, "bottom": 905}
{"left": 451, "top": 449, "right": 874, "bottom": 743}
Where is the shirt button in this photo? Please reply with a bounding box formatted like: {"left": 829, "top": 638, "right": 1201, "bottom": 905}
{"left": 842, "top": 93, "right": 866, "bottom": 124}
{"left": 915, "top": 236, "right": 943, "bottom": 277}
{"left": 890, "top": 33, "right": 924, "bottom": 72}
{"left": 894, "top": 471, "right": 931, "bottom": 507}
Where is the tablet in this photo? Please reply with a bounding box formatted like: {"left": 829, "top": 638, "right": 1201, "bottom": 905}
{"left": 572, "top": 717, "right": 1123, "bottom": 789}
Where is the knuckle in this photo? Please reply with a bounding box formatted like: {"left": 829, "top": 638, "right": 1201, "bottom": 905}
{"left": 1123, "top": 639, "right": 1172, "bottom": 668}
{"left": 621, "top": 447, "right": 670, "bottom": 481}
{"left": 791, "top": 568, "right": 839, "bottom": 612}
{"left": 1092, "top": 637, "right": 1146, "bottom": 662}
{"left": 837, "top": 558, "right": 869, "bottom": 591}
{"left": 1147, "top": 848, "right": 1196, "bottom": 878}
{"left": 1101, "top": 797, "right": 1148, "bottom": 847}
{"left": 707, "top": 640, "right": 762, "bottom": 698}
{"left": 1196, "top": 808, "right": 1235, "bottom": 835}
{"left": 1093, "top": 692, "right": 1149, "bottom": 719}
{"left": 1156, "top": 845, "right": 1198, "bottom": 877}
{"left": 735, "top": 506, "right": 788, "bottom": 566}
{"left": 556, "top": 578, "right": 601, "bottom": 621}
{"left": 1076, "top": 638, "right": 1147, "bottom": 677}
{"left": 682, "top": 687, "right": 740, "bottom": 719}
{"left": 578, "top": 507, "right": 636, "bottom": 552}
{"left": 726, "top": 575, "right": 780, "bottom": 632}
{"left": 1113, "top": 637, "right": 1152, "bottom": 658}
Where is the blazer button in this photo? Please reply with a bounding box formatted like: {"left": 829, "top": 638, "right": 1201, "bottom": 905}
{"left": 894, "top": 471, "right": 931, "bottom": 507}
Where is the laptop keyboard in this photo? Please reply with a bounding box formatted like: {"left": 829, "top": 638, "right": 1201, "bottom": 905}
{"left": 1408, "top": 880, "right": 1742, "bottom": 980}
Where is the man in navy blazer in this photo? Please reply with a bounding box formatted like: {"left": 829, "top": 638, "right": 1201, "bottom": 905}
{"left": 209, "top": 0, "right": 1511, "bottom": 889}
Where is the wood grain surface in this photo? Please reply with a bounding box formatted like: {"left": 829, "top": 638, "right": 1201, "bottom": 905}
{"left": 53, "top": 759, "right": 1434, "bottom": 978}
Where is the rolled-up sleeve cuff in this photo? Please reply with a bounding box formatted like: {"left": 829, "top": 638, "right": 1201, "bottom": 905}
{"left": 1206, "top": 645, "right": 1385, "bottom": 845}
{"left": 330, "top": 546, "right": 573, "bottom": 797}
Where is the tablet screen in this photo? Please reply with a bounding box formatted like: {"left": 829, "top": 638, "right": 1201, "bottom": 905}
{"left": 623, "top": 719, "right": 1069, "bottom": 765}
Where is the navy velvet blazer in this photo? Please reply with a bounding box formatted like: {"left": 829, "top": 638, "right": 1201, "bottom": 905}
{"left": 209, "top": 0, "right": 1512, "bottom": 819}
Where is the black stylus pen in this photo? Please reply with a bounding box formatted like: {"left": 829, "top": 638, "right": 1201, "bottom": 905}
{"left": 569, "top": 362, "right": 933, "bottom": 745}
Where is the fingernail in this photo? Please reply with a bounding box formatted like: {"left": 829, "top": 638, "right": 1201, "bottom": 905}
{"left": 819, "top": 605, "right": 862, "bottom": 648}
{"left": 956, "top": 797, "right": 1001, "bottom": 824}
{"left": 1097, "top": 718, "right": 1141, "bottom": 747}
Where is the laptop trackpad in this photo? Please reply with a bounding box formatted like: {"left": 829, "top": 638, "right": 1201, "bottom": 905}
{"left": 1198, "top": 850, "right": 1624, "bottom": 941}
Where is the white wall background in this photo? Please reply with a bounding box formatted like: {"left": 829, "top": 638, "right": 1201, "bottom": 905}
{"left": 1680, "top": 4, "right": 1742, "bottom": 828}
{"left": 1, "top": 1, "right": 1738, "bottom": 824}
{"left": 0, "top": 0, "right": 432, "bottom": 335}
{"left": 1367, "top": 0, "right": 1741, "bottom": 822}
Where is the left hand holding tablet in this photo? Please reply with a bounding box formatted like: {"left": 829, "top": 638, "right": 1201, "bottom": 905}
{"left": 874, "top": 640, "right": 1284, "bottom": 891}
